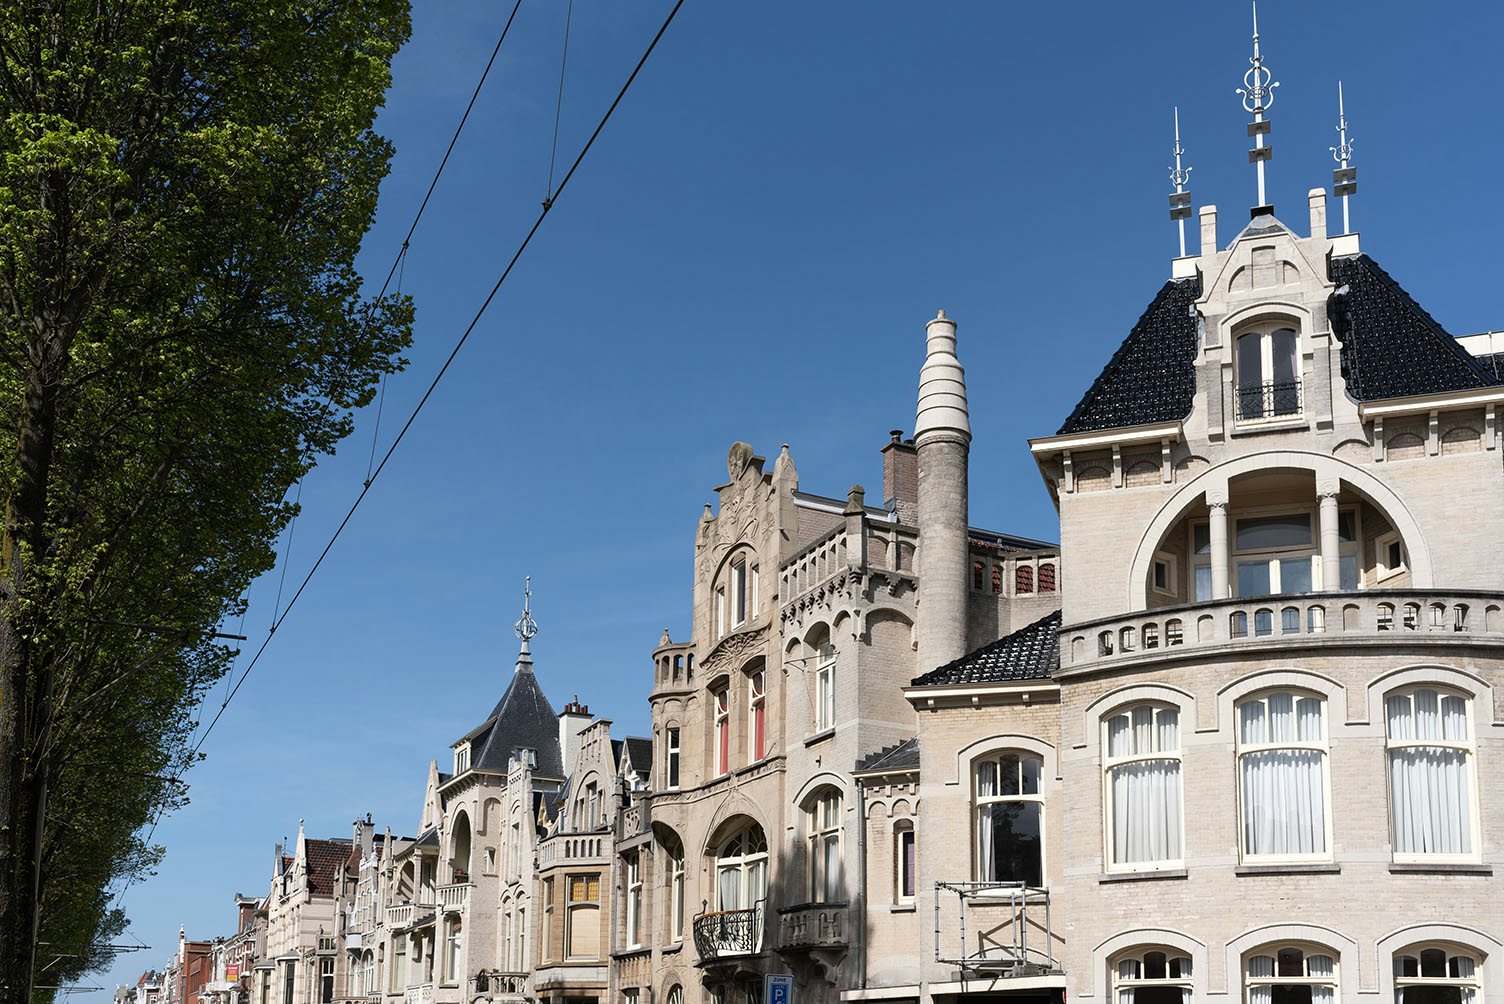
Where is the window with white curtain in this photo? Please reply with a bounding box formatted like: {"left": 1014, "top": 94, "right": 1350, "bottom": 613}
{"left": 1246, "top": 947, "right": 1337, "bottom": 1004}
{"left": 1104, "top": 705, "right": 1183, "bottom": 869}
{"left": 624, "top": 852, "right": 643, "bottom": 948}
{"left": 806, "top": 788, "right": 843, "bottom": 902}
{"left": 1238, "top": 692, "right": 1328, "bottom": 860}
{"left": 814, "top": 643, "right": 836, "bottom": 731}
{"left": 1115, "top": 950, "right": 1193, "bottom": 1004}
{"left": 1385, "top": 688, "right": 1474, "bottom": 859}
{"left": 974, "top": 752, "right": 1044, "bottom": 886}
{"left": 1393, "top": 947, "right": 1481, "bottom": 1004}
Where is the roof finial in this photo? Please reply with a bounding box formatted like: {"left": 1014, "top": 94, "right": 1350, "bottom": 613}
{"left": 1330, "top": 81, "right": 1358, "bottom": 235}
{"left": 1169, "top": 106, "right": 1194, "bottom": 257}
{"left": 514, "top": 576, "right": 539, "bottom": 656}
{"left": 1236, "top": 0, "right": 1279, "bottom": 211}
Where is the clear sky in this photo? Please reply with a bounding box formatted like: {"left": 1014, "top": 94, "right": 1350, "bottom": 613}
{"left": 92, "top": 0, "right": 1504, "bottom": 995}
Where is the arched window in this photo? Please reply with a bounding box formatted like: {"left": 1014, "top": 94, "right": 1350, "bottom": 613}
{"left": 666, "top": 987, "right": 684, "bottom": 1004}
{"left": 1038, "top": 562, "right": 1057, "bottom": 592}
{"left": 748, "top": 670, "right": 766, "bottom": 761}
{"left": 805, "top": 788, "right": 843, "bottom": 902}
{"left": 1016, "top": 564, "right": 1035, "bottom": 594}
{"left": 1235, "top": 326, "right": 1300, "bottom": 421}
{"left": 894, "top": 820, "right": 916, "bottom": 903}
{"left": 1386, "top": 688, "right": 1475, "bottom": 858}
{"left": 974, "top": 752, "right": 1044, "bottom": 886}
{"left": 667, "top": 838, "right": 685, "bottom": 942}
{"left": 1393, "top": 947, "right": 1482, "bottom": 1004}
{"left": 1245, "top": 946, "right": 1337, "bottom": 1004}
{"left": 1115, "top": 949, "right": 1193, "bottom": 1004}
{"left": 1238, "top": 692, "right": 1328, "bottom": 860}
{"left": 713, "top": 686, "right": 730, "bottom": 776}
{"left": 716, "top": 824, "right": 769, "bottom": 913}
{"left": 449, "top": 812, "right": 472, "bottom": 882}
{"left": 1104, "top": 705, "right": 1182, "bottom": 869}
{"left": 814, "top": 642, "right": 836, "bottom": 731}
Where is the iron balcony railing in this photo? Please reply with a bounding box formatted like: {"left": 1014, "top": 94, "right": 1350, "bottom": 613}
{"left": 692, "top": 899, "right": 765, "bottom": 960}
{"left": 1235, "top": 379, "right": 1302, "bottom": 422}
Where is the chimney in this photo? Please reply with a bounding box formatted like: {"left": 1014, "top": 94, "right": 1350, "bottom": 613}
{"left": 1308, "top": 188, "right": 1327, "bottom": 242}
{"left": 914, "top": 310, "right": 971, "bottom": 674}
{"left": 1199, "top": 205, "right": 1218, "bottom": 256}
{"left": 558, "top": 697, "right": 592, "bottom": 778}
{"left": 881, "top": 430, "right": 918, "bottom": 513}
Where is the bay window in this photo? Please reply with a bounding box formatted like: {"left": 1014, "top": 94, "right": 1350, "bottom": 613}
{"left": 1238, "top": 692, "right": 1328, "bottom": 859}
{"left": 1386, "top": 688, "right": 1474, "bottom": 858}
{"left": 974, "top": 752, "right": 1044, "bottom": 886}
{"left": 1104, "top": 705, "right": 1183, "bottom": 869}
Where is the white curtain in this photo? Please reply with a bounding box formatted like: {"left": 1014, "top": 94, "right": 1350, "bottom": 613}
{"left": 1109, "top": 709, "right": 1182, "bottom": 864}
{"left": 1308, "top": 954, "right": 1335, "bottom": 1004}
{"left": 1240, "top": 696, "right": 1326, "bottom": 855}
{"left": 977, "top": 808, "right": 995, "bottom": 880}
{"left": 1387, "top": 692, "right": 1472, "bottom": 854}
{"left": 1117, "top": 960, "right": 1137, "bottom": 1004}
{"left": 1248, "top": 956, "right": 1274, "bottom": 1004}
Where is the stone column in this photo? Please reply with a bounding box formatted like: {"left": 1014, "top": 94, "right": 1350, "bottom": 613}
{"left": 914, "top": 310, "right": 971, "bottom": 674}
{"left": 1208, "top": 492, "right": 1231, "bottom": 599}
{"left": 1318, "top": 481, "right": 1341, "bottom": 591}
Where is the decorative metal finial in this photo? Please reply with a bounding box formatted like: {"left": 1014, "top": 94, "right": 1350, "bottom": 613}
{"left": 514, "top": 576, "right": 539, "bottom": 644}
{"left": 1330, "top": 81, "right": 1358, "bottom": 235}
{"left": 1168, "top": 106, "right": 1194, "bottom": 257}
{"left": 1235, "top": 0, "right": 1279, "bottom": 209}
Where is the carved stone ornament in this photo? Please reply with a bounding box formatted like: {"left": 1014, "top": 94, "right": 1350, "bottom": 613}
{"left": 727, "top": 441, "right": 755, "bottom": 481}
{"left": 702, "top": 626, "right": 766, "bottom": 672}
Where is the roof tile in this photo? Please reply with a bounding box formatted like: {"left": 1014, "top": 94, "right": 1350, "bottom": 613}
{"left": 912, "top": 610, "right": 1060, "bottom": 687}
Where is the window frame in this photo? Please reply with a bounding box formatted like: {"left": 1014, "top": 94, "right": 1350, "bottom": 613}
{"left": 805, "top": 788, "right": 844, "bottom": 903}
{"left": 748, "top": 670, "right": 766, "bottom": 762}
{"left": 1188, "top": 504, "right": 1359, "bottom": 600}
{"left": 713, "top": 687, "right": 730, "bottom": 777}
{"left": 1113, "top": 949, "right": 1194, "bottom": 1004}
{"left": 1151, "top": 552, "right": 1178, "bottom": 597}
{"left": 442, "top": 918, "right": 462, "bottom": 987}
{"left": 814, "top": 643, "right": 836, "bottom": 731}
{"left": 894, "top": 820, "right": 916, "bottom": 904}
{"left": 1393, "top": 946, "right": 1483, "bottom": 1004}
{"left": 1376, "top": 530, "right": 1406, "bottom": 581}
{"left": 565, "top": 873, "right": 602, "bottom": 961}
{"left": 1244, "top": 945, "right": 1339, "bottom": 1004}
{"left": 731, "top": 554, "right": 749, "bottom": 628}
{"left": 668, "top": 839, "right": 685, "bottom": 943}
{"left": 1234, "top": 323, "right": 1303, "bottom": 424}
{"left": 1102, "top": 703, "right": 1184, "bottom": 873}
{"left": 540, "top": 877, "right": 554, "bottom": 962}
{"left": 1235, "top": 690, "right": 1333, "bottom": 863}
{"left": 665, "top": 726, "right": 681, "bottom": 790}
{"left": 1384, "top": 686, "right": 1478, "bottom": 863}
{"left": 972, "top": 750, "right": 1046, "bottom": 887}
{"left": 624, "top": 851, "right": 643, "bottom": 948}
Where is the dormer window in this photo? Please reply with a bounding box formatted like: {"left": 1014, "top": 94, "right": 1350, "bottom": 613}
{"left": 1235, "top": 325, "right": 1301, "bottom": 422}
{"left": 454, "top": 744, "right": 471, "bottom": 775}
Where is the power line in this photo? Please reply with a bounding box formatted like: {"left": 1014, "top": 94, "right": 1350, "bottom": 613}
{"left": 192, "top": 0, "right": 685, "bottom": 755}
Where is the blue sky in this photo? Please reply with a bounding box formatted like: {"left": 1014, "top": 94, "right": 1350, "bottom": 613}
{"left": 92, "top": 1, "right": 1503, "bottom": 994}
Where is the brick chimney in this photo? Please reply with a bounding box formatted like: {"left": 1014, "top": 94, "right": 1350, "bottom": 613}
{"left": 559, "top": 696, "right": 592, "bottom": 777}
{"left": 881, "top": 429, "right": 918, "bottom": 514}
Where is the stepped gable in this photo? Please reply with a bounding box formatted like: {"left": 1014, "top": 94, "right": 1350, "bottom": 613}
{"left": 1057, "top": 277, "right": 1202, "bottom": 434}
{"left": 854, "top": 737, "right": 919, "bottom": 774}
{"left": 1329, "top": 253, "right": 1499, "bottom": 400}
{"left": 912, "top": 610, "right": 1061, "bottom": 686}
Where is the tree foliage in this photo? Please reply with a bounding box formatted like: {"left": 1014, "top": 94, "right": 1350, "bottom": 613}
{"left": 0, "top": 2, "right": 413, "bottom": 998}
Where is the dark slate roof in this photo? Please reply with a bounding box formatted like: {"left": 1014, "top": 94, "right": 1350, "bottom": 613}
{"left": 461, "top": 658, "right": 564, "bottom": 779}
{"left": 912, "top": 610, "right": 1061, "bottom": 687}
{"left": 1475, "top": 352, "right": 1504, "bottom": 384}
{"left": 414, "top": 827, "right": 438, "bottom": 848}
{"left": 854, "top": 737, "right": 919, "bottom": 774}
{"left": 1328, "top": 254, "right": 1497, "bottom": 401}
{"left": 622, "top": 737, "right": 653, "bottom": 776}
{"left": 1057, "top": 277, "right": 1202, "bottom": 434}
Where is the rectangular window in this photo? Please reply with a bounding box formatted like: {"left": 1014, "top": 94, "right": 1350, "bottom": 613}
{"left": 896, "top": 825, "right": 916, "bottom": 902}
{"left": 541, "top": 878, "right": 554, "bottom": 962}
{"left": 732, "top": 556, "right": 748, "bottom": 626}
{"left": 665, "top": 727, "right": 681, "bottom": 789}
{"left": 625, "top": 854, "right": 643, "bottom": 947}
{"left": 444, "top": 921, "right": 462, "bottom": 984}
{"left": 391, "top": 938, "right": 406, "bottom": 991}
{"left": 814, "top": 643, "right": 836, "bottom": 731}
{"left": 715, "top": 587, "right": 727, "bottom": 639}
{"left": 585, "top": 782, "right": 599, "bottom": 829}
{"left": 714, "top": 689, "right": 730, "bottom": 776}
{"left": 1152, "top": 553, "right": 1176, "bottom": 596}
{"left": 319, "top": 958, "right": 334, "bottom": 1003}
{"left": 748, "top": 672, "right": 766, "bottom": 761}
{"left": 1238, "top": 693, "right": 1329, "bottom": 859}
{"left": 670, "top": 846, "right": 685, "bottom": 942}
{"left": 1104, "top": 706, "right": 1183, "bottom": 869}
{"left": 1386, "top": 689, "right": 1474, "bottom": 859}
{"left": 283, "top": 963, "right": 296, "bottom": 1004}
{"left": 566, "top": 874, "right": 602, "bottom": 959}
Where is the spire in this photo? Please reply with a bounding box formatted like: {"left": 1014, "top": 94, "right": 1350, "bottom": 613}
{"left": 514, "top": 576, "right": 538, "bottom": 672}
{"left": 1236, "top": 0, "right": 1279, "bottom": 212}
{"left": 1168, "top": 106, "right": 1194, "bottom": 257}
{"left": 914, "top": 309, "right": 970, "bottom": 444}
{"left": 1330, "top": 81, "right": 1358, "bottom": 235}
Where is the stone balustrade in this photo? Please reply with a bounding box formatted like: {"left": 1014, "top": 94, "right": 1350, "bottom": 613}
{"left": 1060, "top": 589, "right": 1504, "bottom": 673}
{"left": 437, "top": 882, "right": 471, "bottom": 913}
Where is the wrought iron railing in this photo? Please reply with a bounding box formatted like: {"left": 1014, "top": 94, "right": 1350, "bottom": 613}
{"left": 692, "top": 899, "right": 765, "bottom": 960}
{"left": 1235, "top": 379, "right": 1302, "bottom": 422}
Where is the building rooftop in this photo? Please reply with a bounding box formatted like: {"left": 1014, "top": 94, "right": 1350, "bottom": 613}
{"left": 854, "top": 737, "right": 919, "bottom": 774}
{"left": 912, "top": 610, "right": 1061, "bottom": 686}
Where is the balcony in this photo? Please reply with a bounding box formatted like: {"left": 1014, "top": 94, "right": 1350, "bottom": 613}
{"left": 386, "top": 904, "right": 414, "bottom": 929}
{"left": 473, "top": 972, "right": 528, "bottom": 998}
{"left": 437, "top": 882, "right": 471, "bottom": 913}
{"left": 693, "top": 901, "right": 765, "bottom": 963}
{"left": 1061, "top": 589, "right": 1504, "bottom": 673}
{"left": 1235, "top": 379, "right": 1303, "bottom": 423}
{"left": 403, "top": 985, "right": 433, "bottom": 1004}
{"left": 775, "top": 903, "right": 849, "bottom": 951}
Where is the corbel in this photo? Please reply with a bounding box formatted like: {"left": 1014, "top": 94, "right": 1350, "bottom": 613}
{"left": 1160, "top": 438, "right": 1173, "bottom": 483}
{"left": 1062, "top": 450, "right": 1075, "bottom": 494}
{"left": 1427, "top": 410, "right": 1439, "bottom": 456}
{"left": 1372, "top": 416, "right": 1384, "bottom": 463}
{"left": 1487, "top": 404, "right": 1497, "bottom": 451}
{"left": 1111, "top": 444, "right": 1123, "bottom": 488}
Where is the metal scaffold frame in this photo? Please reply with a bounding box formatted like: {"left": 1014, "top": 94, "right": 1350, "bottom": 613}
{"left": 934, "top": 880, "right": 1058, "bottom": 977}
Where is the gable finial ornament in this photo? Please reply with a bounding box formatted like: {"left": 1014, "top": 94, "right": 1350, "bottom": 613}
{"left": 1169, "top": 106, "right": 1194, "bottom": 257}
{"left": 1330, "top": 81, "right": 1358, "bottom": 235}
{"left": 1236, "top": 0, "right": 1279, "bottom": 212}
{"left": 515, "top": 576, "right": 539, "bottom": 652}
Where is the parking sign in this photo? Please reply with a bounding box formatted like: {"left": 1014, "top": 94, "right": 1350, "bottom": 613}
{"left": 765, "top": 974, "right": 793, "bottom": 1004}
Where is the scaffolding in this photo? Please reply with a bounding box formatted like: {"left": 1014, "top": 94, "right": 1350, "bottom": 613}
{"left": 934, "top": 880, "right": 1058, "bottom": 978}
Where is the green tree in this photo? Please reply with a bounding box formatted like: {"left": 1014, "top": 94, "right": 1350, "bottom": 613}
{"left": 0, "top": 2, "right": 413, "bottom": 998}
